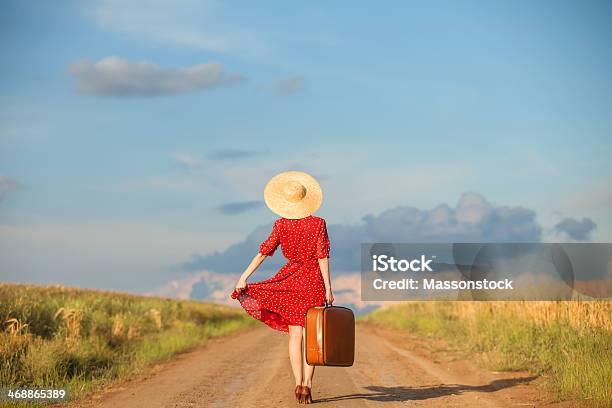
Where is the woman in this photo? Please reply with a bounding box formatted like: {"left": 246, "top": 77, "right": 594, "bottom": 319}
{"left": 231, "top": 171, "right": 334, "bottom": 404}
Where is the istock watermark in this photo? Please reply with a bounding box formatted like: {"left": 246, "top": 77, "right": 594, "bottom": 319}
{"left": 371, "top": 254, "right": 435, "bottom": 272}
{"left": 361, "top": 243, "right": 612, "bottom": 301}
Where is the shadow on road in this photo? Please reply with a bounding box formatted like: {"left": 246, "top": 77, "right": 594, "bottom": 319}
{"left": 316, "top": 375, "right": 538, "bottom": 403}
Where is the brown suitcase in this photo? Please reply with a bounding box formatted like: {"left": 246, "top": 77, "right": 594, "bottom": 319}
{"left": 305, "top": 303, "right": 355, "bottom": 366}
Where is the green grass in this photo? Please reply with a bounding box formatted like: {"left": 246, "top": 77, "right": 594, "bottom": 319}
{"left": 361, "top": 301, "right": 612, "bottom": 407}
{"left": 0, "top": 283, "right": 255, "bottom": 406}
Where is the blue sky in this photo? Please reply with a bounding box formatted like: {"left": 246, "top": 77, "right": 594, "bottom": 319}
{"left": 0, "top": 0, "right": 611, "bottom": 294}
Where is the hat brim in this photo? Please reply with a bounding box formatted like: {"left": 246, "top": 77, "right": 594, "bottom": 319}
{"left": 263, "top": 171, "right": 322, "bottom": 219}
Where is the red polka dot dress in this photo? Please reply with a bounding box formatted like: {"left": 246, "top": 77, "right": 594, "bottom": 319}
{"left": 231, "top": 215, "right": 330, "bottom": 332}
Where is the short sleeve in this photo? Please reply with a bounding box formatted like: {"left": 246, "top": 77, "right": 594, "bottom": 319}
{"left": 259, "top": 220, "right": 280, "bottom": 256}
{"left": 316, "top": 219, "right": 331, "bottom": 259}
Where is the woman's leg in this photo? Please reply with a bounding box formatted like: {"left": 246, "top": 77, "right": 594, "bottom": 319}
{"left": 302, "top": 329, "right": 314, "bottom": 403}
{"left": 303, "top": 360, "right": 315, "bottom": 387}
{"left": 287, "top": 325, "right": 303, "bottom": 387}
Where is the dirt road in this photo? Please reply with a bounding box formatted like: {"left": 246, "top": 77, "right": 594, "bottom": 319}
{"left": 79, "top": 324, "right": 580, "bottom": 407}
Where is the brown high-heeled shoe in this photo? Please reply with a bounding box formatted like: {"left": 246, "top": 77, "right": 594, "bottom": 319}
{"left": 300, "top": 386, "right": 312, "bottom": 404}
{"left": 294, "top": 385, "right": 303, "bottom": 403}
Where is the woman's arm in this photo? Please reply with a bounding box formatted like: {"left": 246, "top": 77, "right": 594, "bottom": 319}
{"left": 235, "top": 253, "right": 267, "bottom": 290}
{"left": 318, "top": 257, "right": 334, "bottom": 304}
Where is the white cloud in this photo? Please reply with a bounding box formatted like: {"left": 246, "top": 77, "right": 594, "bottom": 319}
{"left": 68, "top": 57, "right": 245, "bottom": 97}
{"left": 273, "top": 76, "right": 304, "bottom": 95}
{"left": 84, "top": 0, "right": 269, "bottom": 57}
{"left": 145, "top": 270, "right": 240, "bottom": 303}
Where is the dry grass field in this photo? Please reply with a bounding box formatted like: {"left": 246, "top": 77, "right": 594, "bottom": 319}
{"left": 362, "top": 300, "right": 612, "bottom": 407}
{"left": 0, "top": 283, "right": 254, "bottom": 405}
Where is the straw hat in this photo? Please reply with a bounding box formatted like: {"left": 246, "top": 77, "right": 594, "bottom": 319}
{"left": 263, "top": 171, "right": 322, "bottom": 219}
